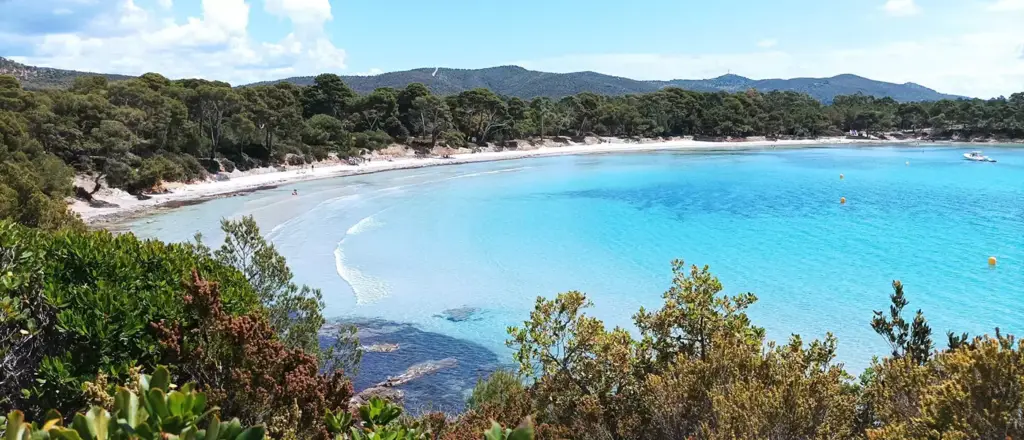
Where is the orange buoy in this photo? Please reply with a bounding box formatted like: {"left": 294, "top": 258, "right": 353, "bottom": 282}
{"left": 840, "top": 197, "right": 846, "bottom": 204}
{"left": 989, "top": 256, "right": 997, "bottom": 266}
{"left": 840, "top": 173, "right": 844, "bottom": 180}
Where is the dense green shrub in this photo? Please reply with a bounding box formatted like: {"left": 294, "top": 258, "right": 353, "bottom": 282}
{"left": 310, "top": 146, "right": 329, "bottom": 161}
{"left": 0, "top": 158, "right": 80, "bottom": 231}
{"left": 466, "top": 370, "right": 526, "bottom": 412}
{"left": 1, "top": 366, "right": 267, "bottom": 440}
{"left": 0, "top": 221, "right": 258, "bottom": 418}
{"left": 440, "top": 130, "right": 466, "bottom": 149}
{"left": 352, "top": 130, "right": 392, "bottom": 152}
{"left": 219, "top": 157, "right": 236, "bottom": 173}
{"left": 167, "top": 153, "right": 206, "bottom": 181}
{"left": 100, "top": 158, "right": 134, "bottom": 190}
{"left": 193, "top": 216, "right": 361, "bottom": 371}
{"left": 153, "top": 271, "right": 352, "bottom": 440}
{"left": 131, "top": 156, "right": 183, "bottom": 191}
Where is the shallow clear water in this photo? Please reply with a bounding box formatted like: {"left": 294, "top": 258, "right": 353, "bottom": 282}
{"left": 128, "top": 145, "right": 1024, "bottom": 407}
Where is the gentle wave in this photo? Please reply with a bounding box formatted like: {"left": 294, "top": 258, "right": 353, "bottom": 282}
{"left": 447, "top": 166, "right": 532, "bottom": 180}
{"left": 368, "top": 166, "right": 533, "bottom": 195}
{"left": 393, "top": 173, "right": 429, "bottom": 180}
{"left": 334, "top": 246, "right": 390, "bottom": 305}
{"left": 266, "top": 193, "right": 364, "bottom": 241}
{"left": 335, "top": 210, "right": 390, "bottom": 304}
{"left": 346, "top": 213, "right": 384, "bottom": 235}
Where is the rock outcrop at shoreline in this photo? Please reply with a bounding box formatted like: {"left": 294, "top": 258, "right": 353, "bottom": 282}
{"left": 349, "top": 358, "right": 458, "bottom": 406}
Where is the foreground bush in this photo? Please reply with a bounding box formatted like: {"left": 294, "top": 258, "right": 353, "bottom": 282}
{"left": 153, "top": 270, "right": 353, "bottom": 440}
{"left": 0, "top": 221, "right": 258, "bottom": 418}
{"left": 499, "top": 261, "right": 1024, "bottom": 439}
{"left": 0, "top": 366, "right": 266, "bottom": 440}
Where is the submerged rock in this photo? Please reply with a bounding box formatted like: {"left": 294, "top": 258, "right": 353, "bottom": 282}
{"left": 362, "top": 343, "right": 400, "bottom": 353}
{"left": 350, "top": 358, "right": 458, "bottom": 406}
{"left": 434, "top": 306, "right": 482, "bottom": 322}
{"left": 323, "top": 318, "right": 503, "bottom": 413}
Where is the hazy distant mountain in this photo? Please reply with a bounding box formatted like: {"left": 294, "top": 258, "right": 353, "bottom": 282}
{"left": 653, "top": 73, "right": 964, "bottom": 103}
{"left": 0, "top": 56, "right": 963, "bottom": 103}
{"left": 262, "top": 66, "right": 964, "bottom": 103}
{"left": 0, "top": 57, "right": 134, "bottom": 89}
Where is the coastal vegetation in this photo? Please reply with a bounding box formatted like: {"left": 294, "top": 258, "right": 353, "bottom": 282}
{"left": 4, "top": 209, "right": 1024, "bottom": 438}
{"left": 2, "top": 68, "right": 1024, "bottom": 230}
{"left": 4, "top": 68, "right": 1024, "bottom": 438}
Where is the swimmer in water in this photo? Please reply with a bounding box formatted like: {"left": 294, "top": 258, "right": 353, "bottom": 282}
{"left": 292, "top": 190, "right": 298, "bottom": 196}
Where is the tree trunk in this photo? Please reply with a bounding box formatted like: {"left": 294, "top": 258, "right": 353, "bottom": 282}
{"left": 91, "top": 173, "right": 104, "bottom": 195}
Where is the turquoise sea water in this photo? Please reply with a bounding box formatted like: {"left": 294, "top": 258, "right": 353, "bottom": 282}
{"left": 128, "top": 145, "right": 1024, "bottom": 408}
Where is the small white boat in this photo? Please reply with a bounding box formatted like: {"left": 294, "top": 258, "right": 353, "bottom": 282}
{"left": 963, "top": 151, "right": 996, "bottom": 162}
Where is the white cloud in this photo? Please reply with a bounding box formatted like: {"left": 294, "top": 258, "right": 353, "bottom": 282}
{"left": 987, "top": 0, "right": 1024, "bottom": 11}
{"left": 10, "top": 0, "right": 347, "bottom": 84}
{"left": 756, "top": 39, "right": 778, "bottom": 49}
{"left": 883, "top": 0, "right": 921, "bottom": 16}
{"left": 264, "top": 0, "right": 332, "bottom": 26}
{"left": 157, "top": 0, "right": 172, "bottom": 8}
{"left": 516, "top": 30, "right": 1024, "bottom": 98}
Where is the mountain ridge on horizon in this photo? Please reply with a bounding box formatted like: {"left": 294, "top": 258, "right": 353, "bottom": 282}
{"left": 253, "top": 65, "right": 965, "bottom": 103}
{"left": 1, "top": 56, "right": 965, "bottom": 103}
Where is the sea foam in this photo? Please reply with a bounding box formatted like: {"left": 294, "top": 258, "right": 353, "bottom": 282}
{"left": 335, "top": 212, "right": 390, "bottom": 304}
{"left": 334, "top": 245, "right": 390, "bottom": 305}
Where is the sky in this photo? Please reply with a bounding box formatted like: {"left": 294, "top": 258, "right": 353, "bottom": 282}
{"left": 1, "top": 0, "right": 1023, "bottom": 98}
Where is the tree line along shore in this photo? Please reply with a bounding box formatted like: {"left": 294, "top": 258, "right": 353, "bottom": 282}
{"left": 4, "top": 71, "right": 1024, "bottom": 439}
{"left": 3, "top": 70, "right": 1024, "bottom": 230}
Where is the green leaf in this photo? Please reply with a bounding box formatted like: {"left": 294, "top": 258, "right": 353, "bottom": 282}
{"left": 147, "top": 389, "right": 170, "bottom": 418}
{"left": 48, "top": 429, "right": 84, "bottom": 440}
{"left": 114, "top": 387, "right": 145, "bottom": 428}
{"left": 482, "top": 421, "right": 505, "bottom": 440}
{"left": 83, "top": 408, "right": 109, "bottom": 440}
{"left": 219, "top": 419, "right": 242, "bottom": 440}
{"left": 203, "top": 416, "right": 220, "bottom": 440}
{"left": 160, "top": 415, "right": 184, "bottom": 435}
{"left": 69, "top": 415, "right": 90, "bottom": 440}
{"left": 192, "top": 393, "right": 207, "bottom": 416}
{"left": 149, "top": 366, "right": 171, "bottom": 392}
{"left": 232, "top": 426, "right": 265, "bottom": 440}
{"left": 506, "top": 426, "right": 534, "bottom": 440}
{"left": 167, "top": 391, "right": 186, "bottom": 416}
{"left": 42, "top": 410, "right": 62, "bottom": 426}
{"left": 134, "top": 423, "right": 154, "bottom": 439}
{"left": 4, "top": 410, "right": 28, "bottom": 440}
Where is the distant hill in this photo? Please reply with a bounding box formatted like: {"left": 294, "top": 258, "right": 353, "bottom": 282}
{"left": 0, "top": 56, "right": 963, "bottom": 103}
{"left": 0, "top": 56, "right": 134, "bottom": 90}
{"left": 259, "top": 66, "right": 964, "bottom": 103}
{"left": 653, "top": 73, "right": 964, "bottom": 103}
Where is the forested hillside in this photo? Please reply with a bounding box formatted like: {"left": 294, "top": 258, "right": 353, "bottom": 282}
{"left": 0, "top": 54, "right": 966, "bottom": 101}
{"left": 0, "top": 56, "right": 134, "bottom": 90}
{"left": 260, "top": 66, "right": 963, "bottom": 102}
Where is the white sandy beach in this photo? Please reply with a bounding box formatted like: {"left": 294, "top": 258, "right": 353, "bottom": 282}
{"left": 72, "top": 136, "right": 916, "bottom": 225}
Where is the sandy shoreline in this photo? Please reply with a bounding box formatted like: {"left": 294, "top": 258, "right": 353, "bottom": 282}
{"left": 74, "top": 137, "right": 927, "bottom": 226}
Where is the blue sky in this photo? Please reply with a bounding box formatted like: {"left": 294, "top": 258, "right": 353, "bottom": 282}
{"left": 1, "top": 0, "right": 1023, "bottom": 97}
